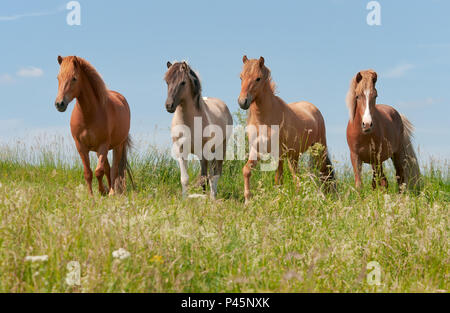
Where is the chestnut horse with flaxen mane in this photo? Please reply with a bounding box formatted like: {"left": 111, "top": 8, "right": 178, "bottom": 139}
{"left": 55, "top": 56, "right": 133, "bottom": 196}
{"left": 346, "top": 69, "right": 421, "bottom": 191}
{"left": 238, "top": 56, "right": 335, "bottom": 203}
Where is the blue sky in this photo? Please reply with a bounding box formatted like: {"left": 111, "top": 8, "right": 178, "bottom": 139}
{"left": 0, "top": 0, "right": 449, "bottom": 162}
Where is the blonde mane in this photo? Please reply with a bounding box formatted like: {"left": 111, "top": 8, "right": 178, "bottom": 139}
{"left": 242, "top": 59, "right": 277, "bottom": 94}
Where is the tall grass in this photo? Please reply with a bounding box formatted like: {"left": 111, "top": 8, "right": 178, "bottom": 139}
{"left": 0, "top": 133, "right": 448, "bottom": 292}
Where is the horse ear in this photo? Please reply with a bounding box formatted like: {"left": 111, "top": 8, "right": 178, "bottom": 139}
{"left": 259, "top": 56, "right": 265, "bottom": 68}
{"left": 167, "top": 61, "right": 172, "bottom": 69}
{"left": 72, "top": 57, "right": 78, "bottom": 68}
{"left": 372, "top": 71, "right": 378, "bottom": 84}
{"left": 243, "top": 55, "right": 248, "bottom": 64}
{"left": 57, "top": 55, "right": 63, "bottom": 65}
{"left": 181, "top": 62, "right": 188, "bottom": 71}
{"left": 356, "top": 72, "right": 363, "bottom": 84}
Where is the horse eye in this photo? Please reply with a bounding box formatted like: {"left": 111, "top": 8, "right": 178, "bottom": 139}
{"left": 181, "top": 81, "right": 186, "bottom": 86}
{"left": 256, "top": 77, "right": 261, "bottom": 82}
{"left": 72, "top": 77, "right": 77, "bottom": 82}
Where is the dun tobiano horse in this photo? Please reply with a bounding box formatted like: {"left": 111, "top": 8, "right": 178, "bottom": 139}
{"left": 55, "top": 56, "right": 133, "bottom": 196}
{"left": 238, "top": 56, "right": 335, "bottom": 203}
{"left": 346, "top": 70, "right": 421, "bottom": 191}
{"left": 164, "top": 61, "right": 233, "bottom": 199}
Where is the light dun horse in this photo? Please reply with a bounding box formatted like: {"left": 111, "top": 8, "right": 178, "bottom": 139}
{"left": 164, "top": 61, "right": 233, "bottom": 199}
{"left": 238, "top": 56, "right": 335, "bottom": 203}
{"left": 346, "top": 69, "right": 421, "bottom": 191}
{"left": 55, "top": 56, "right": 133, "bottom": 196}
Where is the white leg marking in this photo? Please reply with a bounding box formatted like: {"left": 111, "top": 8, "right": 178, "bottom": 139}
{"left": 178, "top": 158, "right": 189, "bottom": 197}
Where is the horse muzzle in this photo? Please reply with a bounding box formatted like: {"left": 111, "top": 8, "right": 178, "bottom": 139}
{"left": 165, "top": 101, "right": 177, "bottom": 113}
{"left": 238, "top": 96, "right": 251, "bottom": 110}
{"left": 55, "top": 100, "right": 68, "bottom": 112}
{"left": 362, "top": 121, "right": 373, "bottom": 134}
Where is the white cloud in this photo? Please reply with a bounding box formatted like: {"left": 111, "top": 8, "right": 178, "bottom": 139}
{"left": 17, "top": 66, "right": 44, "bottom": 78}
{"left": 0, "top": 74, "right": 14, "bottom": 84}
{"left": 397, "top": 97, "right": 441, "bottom": 109}
{"left": 0, "top": 6, "right": 65, "bottom": 22}
{"left": 383, "top": 64, "right": 415, "bottom": 78}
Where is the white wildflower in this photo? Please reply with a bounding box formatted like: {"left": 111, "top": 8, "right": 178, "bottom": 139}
{"left": 188, "top": 194, "right": 206, "bottom": 199}
{"left": 112, "top": 248, "right": 130, "bottom": 260}
{"left": 25, "top": 255, "right": 48, "bottom": 262}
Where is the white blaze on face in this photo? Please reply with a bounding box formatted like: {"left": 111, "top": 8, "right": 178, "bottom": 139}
{"left": 362, "top": 89, "right": 373, "bottom": 128}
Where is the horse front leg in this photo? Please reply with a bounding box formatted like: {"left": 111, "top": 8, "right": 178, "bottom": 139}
{"left": 243, "top": 159, "right": 257, "bottom": 204}
{"left": 275, "top": 160, "right": 284, "bottom": 185}
{"left": 76, "top": 143, "right": 93, "bottom": 195}
{"left": 178, "top": 158, "right": 189, "bottom": 198}
{"left": 350, "top": 151, "right": 362, "bottom": 189}
{"left": 95, "top": 145, "right": 109, "bottom": 196}
{"left": 371, "top": 163, "right": 388, "bottom": 190}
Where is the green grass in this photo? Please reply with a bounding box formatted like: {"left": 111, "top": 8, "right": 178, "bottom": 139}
{"left": 0, "top": 145, "right": 448, "bottom": 293}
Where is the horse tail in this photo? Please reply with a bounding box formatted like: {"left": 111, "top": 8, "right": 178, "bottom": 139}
{"left": 119, "top": 135, "right": 136, "bottom": 191}
{"left": 400, "top": 114, "right": 422, "bottom": 191}
{"left": 308, "top": 143, "right": 336, "bottom": 192}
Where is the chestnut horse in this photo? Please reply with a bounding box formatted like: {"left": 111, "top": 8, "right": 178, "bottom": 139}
{"left": 238, "top": 56, "right": 335, "bottom": 203}
{"left": 164, "top": 61, "right": 233, "bottom": 200}
{"left": 346, "top": 69, "right": 421, "bottom": 191}
{"left": 55, "top": 56, "right": 133, "bottom": 196}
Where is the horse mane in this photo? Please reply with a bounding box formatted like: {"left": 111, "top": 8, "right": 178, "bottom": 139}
{"left": 64, "top": 56, "right": 108, "bottom": 105}
{"left": 242, "top": 60, "right": 277, "bottom": 94}
{"left": 346, "top": 69, "right": 377, "bottom": 120}
{"left": 164, "top": 61, "right": 202, "bottom": 110}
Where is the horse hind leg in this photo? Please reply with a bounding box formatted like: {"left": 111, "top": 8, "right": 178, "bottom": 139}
{"left": 318, "top": 153, "right": 336, "bottom": 192}
{"left": 392, "top": 151, "right": 406, "bottom": 192}
{"left": 209, "top": 159, "right": 223, "bottom": 200}
{"left": 200, "top": 158, "right": 208, "bottom": 193}
{"left": 109, "top": 144, "right": 124, "bottom": 196}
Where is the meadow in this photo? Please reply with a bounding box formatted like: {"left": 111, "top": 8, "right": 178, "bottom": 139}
{"left": 0, "top": 127, "right": 448, "bottom": 293}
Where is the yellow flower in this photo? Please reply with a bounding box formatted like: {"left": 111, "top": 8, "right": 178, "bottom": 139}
{"left": 150, "top": 255, "right": 163, "bottom": 264}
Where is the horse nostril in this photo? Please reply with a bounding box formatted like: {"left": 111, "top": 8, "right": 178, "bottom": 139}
{"left": 370, "top": 122, "right": 373, "bottom": 128}
{"left": 362, "top": 122, "right": 365, "bottom": 128}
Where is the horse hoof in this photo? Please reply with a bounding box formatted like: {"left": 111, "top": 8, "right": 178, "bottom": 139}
{"left": 108, "top": 190, "right": 115, "bottom": 196}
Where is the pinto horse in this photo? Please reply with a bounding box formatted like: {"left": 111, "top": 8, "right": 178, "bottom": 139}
{"left": 55, "top": 56, "right": 133, "bottom": 196}
{"left": 164, "top": 61, "right": 233, "bottom": 199}
{"left": 346, "top": 69, "right": 421, "bottom": 191}
{"left": 238, "top": 56, "right": 335, "bottom": 203}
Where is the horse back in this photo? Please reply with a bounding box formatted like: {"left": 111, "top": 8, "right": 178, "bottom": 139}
{"left": 106, "top": 90, "right": 131, "bottom": 147}
{"left": 203, "top": 97, "right": 233, "bottom": 127}
{"left": 284, "top": 100, "right": 327, "bottom": 148}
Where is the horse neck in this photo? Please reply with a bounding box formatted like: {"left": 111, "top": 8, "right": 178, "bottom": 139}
{"left": 76, "top": 72, "right": 105, "bottom": 118}
{"left": 250, "top": 83, "right": 280, "bottom": 124}
{"left": 175, "top": 96, "right": 201, "bottom": 128}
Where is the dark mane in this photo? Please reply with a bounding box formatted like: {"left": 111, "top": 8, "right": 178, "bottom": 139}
{"left": 164, "top": 62, "right": 202, "bottom": 110}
